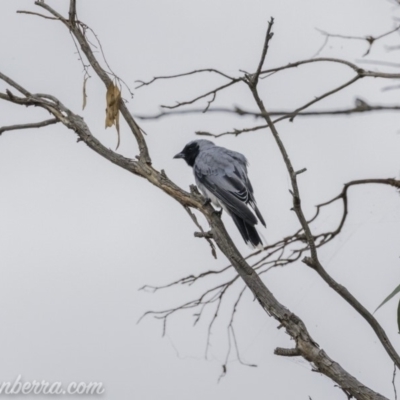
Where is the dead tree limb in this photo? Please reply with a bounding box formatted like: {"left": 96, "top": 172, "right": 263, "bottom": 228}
{"left": 245, "top": 17, "right": 400, "bottom": 374}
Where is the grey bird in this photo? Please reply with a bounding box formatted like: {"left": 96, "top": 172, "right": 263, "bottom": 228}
{"left": 174, "top": 140, "right": 266, "bottom": 248}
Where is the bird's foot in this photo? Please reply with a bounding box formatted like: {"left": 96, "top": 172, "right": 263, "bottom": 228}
{"left": 202, "top": 198, "right": 212, "bottom": 207}
{"left": 213, "top": 208, "right": 223, "bottom": 218}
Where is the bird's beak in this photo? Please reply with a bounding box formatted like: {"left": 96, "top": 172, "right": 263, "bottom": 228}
{"left": 173, "top": 152, "right": 185, "bottom": 159}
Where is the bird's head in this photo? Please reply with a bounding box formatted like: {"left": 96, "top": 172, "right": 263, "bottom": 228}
{"left": 173, "top": 140, "right": 215, "bottom": 167}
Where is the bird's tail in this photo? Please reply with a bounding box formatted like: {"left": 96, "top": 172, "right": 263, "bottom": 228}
{"left": 231, "top": 214, "right": 263, "bottom": 249}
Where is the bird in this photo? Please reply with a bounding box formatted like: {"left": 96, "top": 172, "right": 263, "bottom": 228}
{"left": 174, "top": 139, "right": 266, "bottom": 248}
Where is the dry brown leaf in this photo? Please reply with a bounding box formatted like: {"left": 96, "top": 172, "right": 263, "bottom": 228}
{"left": 82, "top": 76, "right": 88, "bottom": 110}
{"left": 105, "top": 83, "right": 121, "bottom": 149}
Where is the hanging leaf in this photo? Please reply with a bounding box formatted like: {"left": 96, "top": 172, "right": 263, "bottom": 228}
{"left": 374, "top": 283, "right": 400, "bottom": 313}
{"left": 82, "top": 76, "right": 89, "bottom": 110}
{"left": 105, "top": 82, "right": 121, "bottom": 149}
{"left": 397, "top": 299, "right": 400, "bottom": 334}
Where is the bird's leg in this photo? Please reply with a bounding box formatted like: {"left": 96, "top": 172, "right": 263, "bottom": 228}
{"left": 202, "top": 197, "right": 222, "bottom": 218}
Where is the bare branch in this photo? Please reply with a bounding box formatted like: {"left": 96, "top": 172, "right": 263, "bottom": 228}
{"left": 356, "top": 59, "right": 400, "bottom": 68}
{"left": 185, "top": 206, "right": 217, "bottom": 259}
{"left": 205, "top": 282, "right": 233, "bottom": 358}
{"left": 68, "top": 30, "right": 91, "bottom": 83}
{"left": 249, "top": 75, "right": 400, "bottom": 373}
{"left": 246, "top": 22, "right": 400, "bottom": 381}
{"left": 196, "top": 124, "right": 269, "bottom": 138}
{"left": 160, "top": 80, "right": 241, "bottom": 110}
{"left": 260, "top": 57, "right": 363, "bottom": 76}
{"left": 142, "top": 175, "right": 400, "bottom": 393}
{"left": 288, "top": 75, "right": 362, "bottom": 122}
{"left": 261, "top": 56, "right": 400, "bottom": 79}
{"left": 274, "top": 347, "right": 301, "bottom": 357}
{"left": 252, "top": 17, "right": 274, "bottom": 85}
{"left": 316, "top": 24, "right": 400, "bottom": 56}
{"left": 386, "top": 44, "right": 400, "bottom": 52}
{"left": 140, "top": 176, "right": 400, "bottom": 377}
{"left": 68, "top": 0, "right": 76, "bottom": 23}
{"left": 34, "top": 1, "right": 151, "bottom": 164}
{"left": 0, "top": 118, "right": 59, "bottom": 135}
{"left": 139, "top": 276, "right": 238, "bottom": 341}
{"left": 203, "top": 92, "right": 216, "bottom": 113}
{"left": 17, "top": 10, "right": 59, "bottom": 20}
{"left": 82, "top": 24, "right": 134, "bottom": 99}
{"left": 231, "top": 326, "right": 256, "bottom": 367}
{"left": 135, "top": 69, "right": 237, "bottom": 89}
{"left": 296, "top": 178, "right": 400, "bottom": 251}
{"left": 311, "top": 34, "right": 329, "bottom": 58}
{"left": 139, "top": 265, "right": 232, "bottom": 292}
{"left": 136, "top": 103, "right": 400, "bottom": 123}
{"left": 0, "top": 72, "right": 31, "bottom": 97}
{"left": 316, "top": 28, "right": 367, "bottom": 42}
{"left": 194, "top": 231, "right": 213, "bottom": 239}
{"left": 382, "top": 84, "right": 400, "bottom": 92}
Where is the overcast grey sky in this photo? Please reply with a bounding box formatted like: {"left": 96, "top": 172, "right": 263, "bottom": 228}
{"left": 1, "top": 1, "right": 400, "bottom": 399}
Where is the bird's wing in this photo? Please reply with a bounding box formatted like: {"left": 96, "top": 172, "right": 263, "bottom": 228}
{"left": 194, "top": 148, "right": 258, "bottom": 225}
{"left": 222, "top": 148, "right": 266, "bottom": 227}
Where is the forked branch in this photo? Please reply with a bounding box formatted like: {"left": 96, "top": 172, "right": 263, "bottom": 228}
{"left": 246, "top": 19, "right": 400, "bottom": 373}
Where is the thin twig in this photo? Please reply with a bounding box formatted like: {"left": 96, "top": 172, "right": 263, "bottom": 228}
{"left": 311, "top": 35, "right": 329, "bottom": 58}
{"left": 196, "top": 124, "right": 269, "bottom": 138}
{"left": 260, "top": 57, "right": 363, "bottom": 76}
{"left": 0, "top": 118, "right": 59, "bottom": 135}
{"left": 252, "top": 17, "right": 274, "bottom": 85}
{"left": 316, "top": 25, "right": 400, "bottom": 56}
{"left": 135, "top": 103, "right": 400, "bottom": 122}
{"left": 82, "top": 24, "right": 134, "bottom": 99}
{"left": 288, "top": 75, "right": 362, "bottom": 122}
{"left": 185, "top": 206, "right": 217, "bottom": 259}
{"left": 160, "top": 80, "right": 241, "bottom": 110}
{"left": 260, "top": 56, "right": 400, "bottom": 78}
{"left": 135, "top": 69, "right": 237, "bottom": 89}
{"left": 17, "top": 10, "right": 59, "bottom": 20}
{"left": 356, "top": 59, "right": 400, "bottom": 68}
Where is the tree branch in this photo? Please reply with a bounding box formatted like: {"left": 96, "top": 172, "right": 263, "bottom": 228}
{"left": 0, "top": 72, "right": 31, "bottom": 97}
{"left": 260, "top": 57, "right": 400, "bottom": 79}
{"left": 135, "top": 68, "right": 237, "bottom": 88}
{"left": 68, "top": 0, "right": 76, "bottom": 23}
{"left": 34, "top": 0, "right": 151, "bottom": 164}
{"left": 287, "top": 75, "right": 362, "bottom": 122}
{"left": 246, "top": 23, "right": 400, "bottom": 378}
{"left": 17, "top": 10, "right": 59, "bottom": 21}
{"left": 316, "top": 24, "right": 400, "bottom": 57}
{"left": 160, "top": 80, "right": 241, "bottom": 110}
{"left": 135, "top": 103, "right": 400, "bottom": 128}
{"left": 251, "top": 17, "right": 274, "bottom": 85}
{"left": 274, "top": 347, "right": 301, "bottom": 357}
{"left": 185, "top": 206, "right": 217, "bottom": 259}
{"left": 0, "top": 118, "right": 59, "bottom": 135}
